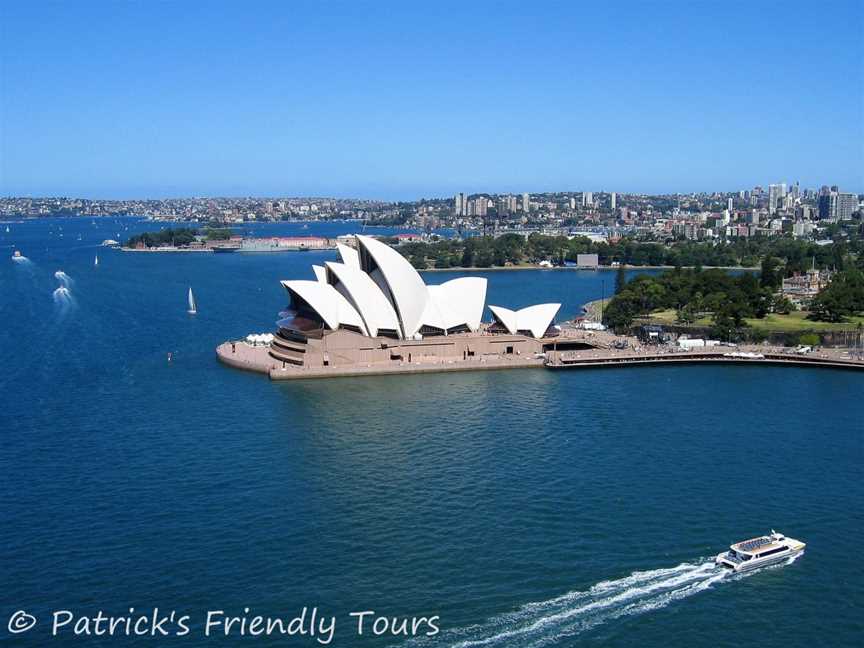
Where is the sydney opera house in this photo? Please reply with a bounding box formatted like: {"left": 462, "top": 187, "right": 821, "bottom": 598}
{"left": 267, "top": 235, "right": 566, "bottom": 369}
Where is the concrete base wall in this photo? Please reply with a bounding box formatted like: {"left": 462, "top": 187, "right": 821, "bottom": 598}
{"left": 269, "top": 328, "right": 549, "bottom": 370}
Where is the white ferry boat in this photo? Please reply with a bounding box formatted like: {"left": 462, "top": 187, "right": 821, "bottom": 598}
{"left": 716, "top": 531, "right": 805, "bottom": 572}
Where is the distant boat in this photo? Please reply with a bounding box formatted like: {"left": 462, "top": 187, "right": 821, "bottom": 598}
{"left": 5, "top": 226, "right": 9, "bottom": 233}
{"left": 187, "top": 287, "right": 197, "bottom": 315}
{"left": 94, "top": 254, "right": 99, "bottom": 267}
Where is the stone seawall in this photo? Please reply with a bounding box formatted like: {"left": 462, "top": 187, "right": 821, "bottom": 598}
{"left": 217, "top": 340, "right": 864, "bottom": 381}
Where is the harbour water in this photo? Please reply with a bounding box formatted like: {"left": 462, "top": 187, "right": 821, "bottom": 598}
{"left": 1, "top": 218, "right": 862, "bottom": 647}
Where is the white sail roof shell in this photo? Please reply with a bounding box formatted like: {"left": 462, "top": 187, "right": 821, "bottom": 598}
{"left": 280, "top": 280, "right": 368, "bottom": 335}
{"left": 420, "top": 287, "right": 450, "bottom": 330}
{"left": 439, "top": 277, "right": 486, "bottom": 331}
{"left": 357, "top": 235, "right": 429, "bottom": 338}
{"left": 324, "top": 261, "right": 401, "bottom": 337}
{"left": 488, "top": 305, "right": 518, "bottom": 335}
{"left": 336, "top": 242, "right": 360, "bottom": 269}
{"left": 280, "top": 238, "right": 492, "bottom": 340}
{"left": 423, "top": 277, "right": 487, "bottom": 332}
{"left": 489, "top": 303, "right": 561, "bottom": 339}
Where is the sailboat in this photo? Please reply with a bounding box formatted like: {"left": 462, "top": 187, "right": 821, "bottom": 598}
{"left": 187, "top": 287, "right": 197, "bottom": 315}
{"left": 94, "top": 254, "right": 99, "bottom": 267}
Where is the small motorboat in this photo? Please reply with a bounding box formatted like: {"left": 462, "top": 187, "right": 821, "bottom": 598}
{"left": 716, "top": 531, "right": 805, "bottom": 572}
{"left": 187, "top": 287, "right": 197, "bottom": 315}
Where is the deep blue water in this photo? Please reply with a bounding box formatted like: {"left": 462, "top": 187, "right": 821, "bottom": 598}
{"left": 1, "top": 217, "right": 862, "bottom": 647}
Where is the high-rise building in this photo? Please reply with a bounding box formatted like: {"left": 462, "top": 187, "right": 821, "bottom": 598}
{"left": 768, "top": 184, "right": 786, "bottom": 214}
{"left": 522, "top": 193, "right": 530, "bottom": 212}
{"left": 454, "top": 192, "right": 465, "bottom": 217}
{"left": 583, "top": 192, "right": 593, "bottom": 207}
{"left": 727, "top": 197, "right": 733, "bottom": 212}
{"left": 497, "top": 196, "right": 511, "bottom": 215}
{"left": 831, "top": 192, "right": 858, "bottom": 221}
{"left": 569, "top": 197, "right": 576, "bottom": 210}
{"left": 610, "top": 192, "right": 617, "bottom": 210}
{"left": 818, "top": 187, "right": 832, "bottom": 219}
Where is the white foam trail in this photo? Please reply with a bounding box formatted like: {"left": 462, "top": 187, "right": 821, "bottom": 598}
{"left": 53, "top": 286, "right": 75, "bottom": 311}
{"left": 54, "top": 270, "right": 73, "bottom": 287}
{"left": 402, "top": 555, "right": 799, "bottom": 648}
{"left": 12, "top": 255, "right": 31, "bottom": 264}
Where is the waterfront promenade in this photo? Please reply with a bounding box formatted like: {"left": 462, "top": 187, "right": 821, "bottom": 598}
{"left": 217, "top": 338, "right": 864, "bottom": 380}
{"left": 544, "top": 345, "right": 864, "bottom": 371}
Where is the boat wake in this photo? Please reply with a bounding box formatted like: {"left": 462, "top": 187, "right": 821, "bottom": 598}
{"left": 53, "top": 271, "right": 76, "bottom": 314}
{"left": 53, "top": 286, "right": 74, "bottom": 304}
{"left": 403, "top": 555, "right": 801, "bottom": 648}
{"left": 54, "top": 270, "right": 73, "bottom": 287}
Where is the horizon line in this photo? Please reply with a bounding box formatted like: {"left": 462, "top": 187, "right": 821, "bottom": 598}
{"left": 3, "top": 185, "right": 862, "bottom": 203}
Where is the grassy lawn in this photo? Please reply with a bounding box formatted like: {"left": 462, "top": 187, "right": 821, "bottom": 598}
{"left": 647, "top": 309, "right": 864, "bottom": 332}
{"left": 582, "top": 298, "right": 611, "bottom": 321}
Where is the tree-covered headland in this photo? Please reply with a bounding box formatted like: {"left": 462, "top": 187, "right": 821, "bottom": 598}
{"left": 124, "top": 227, "right": 232, "bottom": 248}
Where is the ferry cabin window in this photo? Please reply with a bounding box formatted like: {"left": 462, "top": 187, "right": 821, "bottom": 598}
{"left": 758, "top": 546, "right": 788, "bottom": 558}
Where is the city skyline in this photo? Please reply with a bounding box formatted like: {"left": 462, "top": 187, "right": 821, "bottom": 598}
{"left": 2, "top": 179, "right": 860, "bottom": 203}
{"left": 1, "top": 0, "right": 862, "bottom": 198}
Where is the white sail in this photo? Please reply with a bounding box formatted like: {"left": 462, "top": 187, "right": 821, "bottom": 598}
{"left": 94, "top": 254, "right": 99, "bottom": 266}
{"left": 188, "top": 287, "right": 197, "bottom": 314}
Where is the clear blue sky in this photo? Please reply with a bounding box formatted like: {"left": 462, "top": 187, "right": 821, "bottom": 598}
{"left": 1, "top": 0, "right": 862, "bottom": 199}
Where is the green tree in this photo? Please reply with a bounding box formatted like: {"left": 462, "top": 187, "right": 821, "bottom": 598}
{"left": 798, "top": 333, "right": 820, "bottom": 346}
{"left": 772, "top": 295, "right": 795, "bottom": 314}
{"left": 676, "top": 305, "right": 697, "bottom": 325}
{"left": 614, "top": 264, "right": 627, "bottom": 295}
{"left": 809, "top": 269, "right": 864, "bottom": 322}
{"left": 409, "top": 254, "right": 428, "bottom": 270}
{"left": 760, "top": 256, "right": 782, "bottom": 290}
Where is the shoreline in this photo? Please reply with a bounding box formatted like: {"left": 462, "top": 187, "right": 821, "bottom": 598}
{"left": 113, "top": 246, "right": 757, "bottom": 270}
{"left": 216, "top": 340, "right": 864, "bottom": 381}
{"left": 119, "top": 247, "right": 214, "bottom": 253}
{"left": 418, "top": 264, "right": 757, "bottom": 272}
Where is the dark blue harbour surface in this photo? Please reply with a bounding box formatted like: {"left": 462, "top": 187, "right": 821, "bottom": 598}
{"left": 1, "top": 218, "right": 862, "bottom": 647}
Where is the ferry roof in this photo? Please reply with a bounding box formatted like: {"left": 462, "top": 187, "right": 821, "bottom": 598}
{"left": 731, "top": 536, "right": 783, "bottom": 554}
